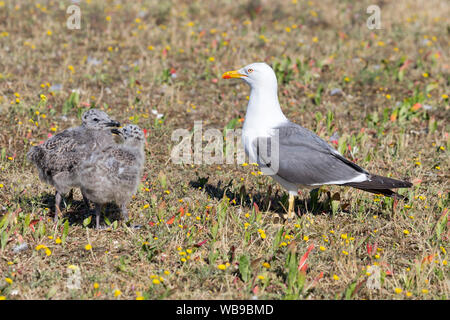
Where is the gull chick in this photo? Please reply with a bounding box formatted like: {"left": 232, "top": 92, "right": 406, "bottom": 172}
{"left": 77, "top": 124, "right": 145, "bottom": 229}
{"left": 27, "top": 109, "right": 121, "bottom": 221}
{"left": 222, "top": 62, "right": 412, "bottom": 219}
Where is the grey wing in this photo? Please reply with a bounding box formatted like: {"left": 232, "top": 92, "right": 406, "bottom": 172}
{"left": 254, "top": 122, "right": 369, "bottom": 186}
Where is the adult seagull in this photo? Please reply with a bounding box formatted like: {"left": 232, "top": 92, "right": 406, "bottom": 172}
{"left": 222, "top": 62, "right": 412, "bottom": 219}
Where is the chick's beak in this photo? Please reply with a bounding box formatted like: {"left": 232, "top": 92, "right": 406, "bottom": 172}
{"left": 111, "top": 128, "right": 123, "bottom": 136}
{"left": 222, "top": 70, "right": 246, "bottom": 79}
{"left": 106, "top": 120, "right": 121, "bottom": 127}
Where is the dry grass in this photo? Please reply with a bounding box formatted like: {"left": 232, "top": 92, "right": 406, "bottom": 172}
{"left": 0, "top": 0, "right": 448, "bottom": 300}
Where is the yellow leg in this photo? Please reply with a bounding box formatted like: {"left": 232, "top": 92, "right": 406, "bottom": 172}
{"left": 287, "top": 194, "right": 295, "bottom": 220}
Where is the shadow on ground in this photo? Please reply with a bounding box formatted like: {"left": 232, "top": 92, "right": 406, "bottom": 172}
{"left": 13, "top": 191, "right": 122, "bottom": 228}
{"left": 189, "top": 176, "right": 345, "bottom": 218}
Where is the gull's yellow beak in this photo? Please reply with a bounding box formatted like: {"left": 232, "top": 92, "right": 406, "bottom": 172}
{"left": 222, "top": 70, "right": 246, "bottom": 79}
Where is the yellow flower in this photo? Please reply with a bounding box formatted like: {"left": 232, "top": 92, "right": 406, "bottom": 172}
{"left": 105, "top": 15, "right": 111, "bottom": 22}
{"left": 421, "top": 289, "right": 428, "bottom": 294}
{"left": 114, "top": 289, "right": 121, "bottom": 297}
{"left": 5, "top": 278, "right": 13, "bottom": 285}
{"left": 147, "top": 45, "right": 154, "bottom": 51}
{"left": 46, "top": 30, "right": 52, "bottom": 36}
{"left": 55, "top": 237, "right": 61, "bottom": 244}
{"left": 303, "top": 236, "right": 309, "bottom": 241}
{"left": 45, "top": 248, "right": 52, "bottom": 256}
{"left": 68, "top": 65, "right": 75, "bottom": 73}
{"left": 341, "top": 234, "right": 347, "bottom": 240}
{"left": 406, "top": 291, "right": 412, "bottom": 297}
{"left": 312, "top": 36, "right": 318, "bottom": 43}
{"left": 333, "top": 274, "right": 339, "bottom": 281}
{"left": 217, "top": 264, "right": 227, "bottom": 270}
{"left": 208, "top": 57, "right": 215, "bottom": 62}
{"left": 152, "top": 279, "right": 160, "bottom": 285}
{"left": 442, "top": 94, "right": 448, "bottom": 99}
{"left": 422, "top": 73, "right": 429, "bottom": 78}
{"left": 93, "top": 282, "right": 99, "bottom": 289}
{"left": 262, "top": 262, "right": 270, "bottom": 269}
{"left": 85, "top": 244, "right": 92, "bottom": 251}
{"left": 136, "top": 295, "right": 144, "bottom": 300}
{"left": 385, "top": 94, "right": 391, "bottom": 100}
{"left": 35, "top": 244, "right": 46, "bottom": 251}
{"left": 394, "top": 288, "right": 402, "bottom": 294}
{"left": 0, "top": 296, "right": 5, "bottom": 300}
{"left": 319, "top": 246, "right": 326, "bottom": 251}
{"left": 342, "top": 250, "right": 349, "bottom": 256}
{"left": 403, "top": 230, "right": 410, "bottom": 235}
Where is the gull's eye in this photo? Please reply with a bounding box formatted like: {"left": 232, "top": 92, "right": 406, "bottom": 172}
{"left": 247, "top": 68, "right": 253, "bottom": 73}
{"left": 93, "top": 118, "right": 99, "bottom": 122}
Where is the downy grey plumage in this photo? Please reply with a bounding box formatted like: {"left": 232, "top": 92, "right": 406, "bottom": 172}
{"left": 27, "top": 109, "right": 121, "bottom": 221}
{"left": 77, "top": 124, "right": 145, "bottom": 229}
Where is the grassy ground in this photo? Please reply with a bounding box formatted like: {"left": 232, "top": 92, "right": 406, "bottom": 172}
{"left": 0, "top": 0, "right": 448, "bottom": 300}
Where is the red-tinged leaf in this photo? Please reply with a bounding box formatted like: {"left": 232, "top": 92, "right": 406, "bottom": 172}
{"left": 81, "top": 102, "right": 90, "bottom": 107}
{"left": 170, "top": 68, "right": 176, "bottom": 74}
{"left": 393, "top": 197, "right": 399, "bottom": 212}
{"left": 298, "top": 243, "right": 315, "bottom": 271}
{"left": 411, "top": 103, "right": 422, "bottom": 111}
{"left": 47, "top": 133, "right": 53, "bottom": 138}
{"left": 194, "top": 239, "right": 207, "bottom": 248}
{"left": 422, "top": 254, "right": 434, "bottom": 265}
{"left": 252, "top": 285, "right": 259, "bottom": 295}
{"left": 253, "top": 202, "right": 259, "bottom": 213}
{"left": 390, "top": 113, "right": 397, "bottom": 122}
{"left": 367, "top": 243, "right": 373, "bottom": 256}
{"left": 148, "top": 221, "right": 155, "bottom": 227}
{"left": 316, "top": 271, "right": 324, "bottom": 280}
{"left": 179, "top": 207, "right": 185, "bottom": 217}
{"left": 310, "top": 271, "right": 324, "bottom": 289}
{"left": 399, "top": 59, "right": 412, "bottom": 71}
{"left": 300, "top": 263, "right": 308, "bottom": 273}
{"left": 166, "top": 215, "right": 175, "bottom": 225}
{"left": 141, "top": 173, "right": 148, "bottom": 181}
{"left": 29, "top": 219, "right": 39, "bottom": 227}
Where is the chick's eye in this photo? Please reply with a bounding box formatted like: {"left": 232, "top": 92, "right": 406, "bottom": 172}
{"left": 247, "top": 68, "right": 253, "bottom": 73}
